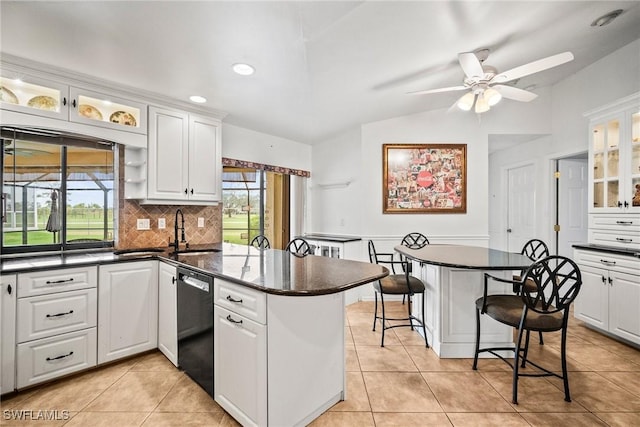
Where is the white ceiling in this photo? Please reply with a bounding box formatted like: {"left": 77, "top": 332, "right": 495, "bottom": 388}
{"left": 1, "top": 1, "right": 639, "bottom": 145}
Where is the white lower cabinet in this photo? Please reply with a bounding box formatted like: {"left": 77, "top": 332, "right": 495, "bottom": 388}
{"left": 214, "top": 278, "right": 346, "bottom": 426}
{"left": 158, "top": 262, "right": 178, "bottom": 366}
{"left": 574, "top": 249, "right": 640, "bottom": 345}
{"left": 214, "top": 304, "right": 267, "bottom": 427}
{"left": 16, "top": 328, "right": 97, "bottom": 389}
{"left": 98, "top": 261, "right": 158, "bottom": 364}
{"left": 14, "top": 266, "right": 98, "bottom": 389}
{"left": 1, "top": 274, "right": 17, "bottom": 395}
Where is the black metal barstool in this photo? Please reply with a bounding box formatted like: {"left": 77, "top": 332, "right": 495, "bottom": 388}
{"left": 285, "top": 238, "right": 312, "bottom": 256}
{"left": 514, "top": 239, "right": 549, "bottom": 344}
{"left": 473, "top": 255, "right": 582, "bottom": 404}
{"left": 368, "top": 240, "right": 428, "bottom": 348}
{"left": 399, "top": 232, "right": 429, "bottom": 304}
{"left": 250, "top": 234, "right": 270, "bottom": 249}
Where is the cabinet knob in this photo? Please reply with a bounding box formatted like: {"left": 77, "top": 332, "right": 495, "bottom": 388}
{"left": 601, "top": 276, "right": 606, "bottom": 284}
{"left": 608, "top": 277, "right": 613, "bottom": 286}
{"left": 6, "top": 284, "right": 11, "bottom": 295}
{"left": 62, "top": 97, "right": 67, "bottom": 106}
{"left": 624, "top": 201, "right": 629, "bottom": 208}
{"left": 184, "top": 188, "right": 188, "bottom": 195}
{"left": 190, "top": 188, "right": 194, "bottom": 195}
{"left": 171, "top": 276, "right": 176, "bottom": 284}
{"left": 617, "top": 201, "right": 623, "bottom": 208}
{"left": 71, "top": 99, "right": 77, "bottom": 108}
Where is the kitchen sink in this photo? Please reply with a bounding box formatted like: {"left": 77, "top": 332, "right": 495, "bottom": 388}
{"left": 170, "top": 248, "right": 221, "bottom": 256}
{"left": 113, "top": 247, "right": 165, "bottom": 256}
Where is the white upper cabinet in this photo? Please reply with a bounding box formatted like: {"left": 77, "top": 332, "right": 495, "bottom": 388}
{"left": 587, "top": 93, "right": 640, "bottom": 213}
{"left": 147, "top": 106, "right": 221, "bottom": 204}
{"left": 1, "top": 73, "right": 147, "bottom": 135}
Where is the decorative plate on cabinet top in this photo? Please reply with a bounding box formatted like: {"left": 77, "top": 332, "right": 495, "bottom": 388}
{"left": 109, "top": 110, "right": 137, "bottom": 127}
{"left": 27, "top": 95, "right": 58, "bottom": 111}
{"left": 79, "top": 104, "right": 103, "bottom": 120}
{"left": 0, "top": 86, "right": 19, "bottom": 104}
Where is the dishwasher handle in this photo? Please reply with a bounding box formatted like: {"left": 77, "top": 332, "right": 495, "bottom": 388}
{"left": 181, "top": 276, "right": 210, "bottom": 292}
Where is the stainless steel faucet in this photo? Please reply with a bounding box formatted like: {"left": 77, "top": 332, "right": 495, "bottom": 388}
{"left": 170, "top": 208, "right": 187, "bottom": 251}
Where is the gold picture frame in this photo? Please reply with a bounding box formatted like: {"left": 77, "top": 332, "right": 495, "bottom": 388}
{"left": 382, "top": 143, "right": 467, "bottom": 214}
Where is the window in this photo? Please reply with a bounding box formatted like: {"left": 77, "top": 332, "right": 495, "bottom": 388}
{"left": 1, "top": 127, "right": 115, "bottom": 253}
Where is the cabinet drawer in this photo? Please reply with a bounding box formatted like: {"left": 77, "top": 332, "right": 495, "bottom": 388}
{"left": 589, "top": 214, "right": 640, "bottom": 231}
{"left": 16, "top": 328, "right": 97, "bottom": 389}
{"left": 17, "top": 288, "right": 97, "bottom": 343}
{"left": 589, "top": 230, "right": 640, "bottom": 250}
{"left": 214, "top": 279, "right": 266, "bottom": 324}
{"left": 574, "top": 249, "right": 640, "bottom": 276}
{"left": 18, "top": 266, "right": 97, "bottom": 298}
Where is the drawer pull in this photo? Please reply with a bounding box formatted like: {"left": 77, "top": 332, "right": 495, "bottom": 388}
{"left": 46, "top": 310, "right": 74, "bottom": 319}
{"left": 600, "top": 259, "right": 616, "bottom": 266}
{"left": 226, "top": 295, "right": 243, "bottom": 304}
{"left": 615, "top": 238, "right": 633, "bottom": 243}
{"left": 616, "top": 221, "right": 633, "bottom": 225}
{"left": 46, "top": 278, "right": 74, "bottom": 285}
{"left": 46, "top": 351, "right": 74, "bottom": 362}
{"left": 226, "top": 315, "right": 243, "bottom": 325}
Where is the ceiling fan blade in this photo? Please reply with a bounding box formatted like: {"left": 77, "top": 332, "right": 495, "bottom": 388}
{"left": 491, "top": 52, "right": 574, "bottom": 83}
{"left": 407, "top": 85, "right": 467, "bottom": 95}
{"left": 492, "top": 84, "right": 538, "bottom": 102}
{"left": 458, "top": 52, "right": 485, "bottom": 80}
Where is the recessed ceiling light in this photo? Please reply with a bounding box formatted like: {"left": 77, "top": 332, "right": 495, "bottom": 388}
{"left": 189, "top": 95, "right": 207, "bottom": 103}
{"left": 232, "top": 63, "right": 255, "bottom": 76}
{"left": 591, "top": 9, "right": 623, "bottom": 27}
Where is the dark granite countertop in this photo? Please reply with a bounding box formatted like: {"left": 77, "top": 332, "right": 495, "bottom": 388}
{"left": 395, "top": 244, "right": 533, "bottom": 270}
{"left": 298, "top": 234, "right": 362, "bottom": 243}
{"left": 572, "top": 243, "right": 640, "bottom": 258}
{"left": 0, "top": 243, "right": 388, "bottom": 296}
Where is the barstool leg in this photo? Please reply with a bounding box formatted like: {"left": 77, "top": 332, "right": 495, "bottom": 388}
{"left": 407, "top": 293, "right": 414, "bottom": 331}
{"left": 512, "top": 325, "right": 526, "bottom": 405}
{"left": 472, "top": 307, "right": 481, "bottom": 370}
{"left": 561, "top": 321, "right": 571, "bottom": 402}
{"left": 372, "top": 292, "right": 378, "bottom": 331}
{"left": 380, "top": 292, "right": 386, "bottom": 347}
{"left": 421, "top": 292, "right": 428, "bottom": 348}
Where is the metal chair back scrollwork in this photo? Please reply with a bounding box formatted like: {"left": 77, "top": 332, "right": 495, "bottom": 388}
{"left": 285, "top": 238, "right": 312, "bottom": 257}
{"left": 250, "top": 235, "right": 270, "bottom": 250}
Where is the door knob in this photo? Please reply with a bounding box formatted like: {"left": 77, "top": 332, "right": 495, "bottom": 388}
{"left": 507, "top": 228, "right": 512, "bottom": 233}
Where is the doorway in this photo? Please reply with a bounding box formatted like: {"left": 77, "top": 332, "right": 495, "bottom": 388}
{"left": 221, "top": 167, "right": 290, "bottom": 249}
{"left": 555, "top": 155, "right": 588, "bottom": 257}
{"left": 506, "top": 163, "right": 536, "bottom": 252}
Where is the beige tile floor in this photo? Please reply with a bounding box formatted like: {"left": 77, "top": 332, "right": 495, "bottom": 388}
{"left": 1, "top": 301, "right": 639, "bottom": 426}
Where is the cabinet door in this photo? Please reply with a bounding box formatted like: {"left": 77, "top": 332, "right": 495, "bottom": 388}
{"left": 214, "top": 305, "right": 267, "bottom": 427}
{"left": 69, "top": 87, "right": 147, "bottom": 134}
{"left": 1, "top": 275, "right": 17, "bottom": 394}
{"left": 627, "top": 110, "right": 640, "bottom": 212}
{"left": 574, "top": 265, "right": 609, "bottom": 330}
{"left": 608, "top": 271, "right": 640, "bottom": 345}
{"left": 147, "top": 106, "right": 189, "bottom": 200}
{"left": 188, "top": 115, "right": 221, "bottom": 202}
{"left": 158, "top": 262, "right": 178, "bottom": 366}
{"left": 590, "top": 116, "right": 621, "bottom": 211}
{"left": 0, "top": 73, "right": 69, "bottom": 120}
{"left": 98, "top": 261, "right": 158, "bottom": 364}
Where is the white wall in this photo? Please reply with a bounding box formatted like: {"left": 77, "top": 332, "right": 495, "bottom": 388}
{"left": 488, "top": 38, "right": 640, "bottom": 251}
{"left": 310, "top": 84, "right": 552, "bottom": 254}
{"left": 222, "top": 123, "right": 311, "bottom": 172}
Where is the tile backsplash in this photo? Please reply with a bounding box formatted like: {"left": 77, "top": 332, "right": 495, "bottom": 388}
{"left": 117, "top": 201, "right": 222, "bottom": 249}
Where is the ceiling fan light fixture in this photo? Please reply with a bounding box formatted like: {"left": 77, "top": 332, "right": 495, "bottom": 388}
{"left": 457, "top": 92, "right": 475, "bottom": 111}
{"left": 484, "top": 87, "right": 502, "bottom": 106}
{"left": 475, "top": 94, "right": 490, "bottom": 114}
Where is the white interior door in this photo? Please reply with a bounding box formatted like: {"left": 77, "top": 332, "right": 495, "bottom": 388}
{"left": 507, "top": 164, "right": 536, "bottom": 252}
{"left": 558, "top": 158, "right": 588, "bottom": 257}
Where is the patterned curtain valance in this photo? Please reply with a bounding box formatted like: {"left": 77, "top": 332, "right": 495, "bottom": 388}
{"left": 222, "top": 158, "right": 310, "bottom": 178}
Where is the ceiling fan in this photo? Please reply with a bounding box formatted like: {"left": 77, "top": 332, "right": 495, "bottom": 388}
{"left": 408, "top": 49, "right": 574, "bottom": 113}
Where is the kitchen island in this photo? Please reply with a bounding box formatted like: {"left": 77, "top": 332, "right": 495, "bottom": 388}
{"left": 1, "top": 244, "right": 388, "bottom": 427}
{"left": 394, "top": 244, "right": 532, "bottom": 358}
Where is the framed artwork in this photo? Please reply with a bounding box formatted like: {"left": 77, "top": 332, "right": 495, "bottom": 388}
{"left": 382, "top": 143, "right": 467, "bottom": 214}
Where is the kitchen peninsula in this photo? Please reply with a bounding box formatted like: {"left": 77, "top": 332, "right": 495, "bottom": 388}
{"left": 394, "top": 244, "right": 532, "bottom": 358}
{"left": 0, "top": 244, "right": 388, "bottom": 427}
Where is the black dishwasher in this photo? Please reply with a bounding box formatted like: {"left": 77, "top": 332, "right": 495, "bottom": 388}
{"left": 176, "top": 266, "right": 214, "bottom": 397}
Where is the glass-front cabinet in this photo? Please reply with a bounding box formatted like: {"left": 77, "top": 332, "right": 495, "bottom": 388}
{"left": 588, "top": 95, "right": 640, "bottom": 213}
{"left": 1, "top": 73, "right": 146, "bottom": 135}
